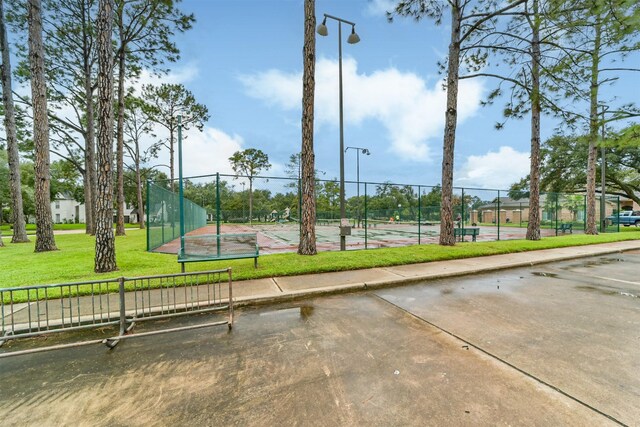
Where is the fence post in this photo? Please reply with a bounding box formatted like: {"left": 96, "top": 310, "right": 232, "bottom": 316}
{"left": 615, "top": 196, "right": 619, "bottom": 233}
{"left": 418, "top": 185, "right": 421, "bottom": 245}
{"left": 461, "top": 187, "right": 465, "bottom": 227}
{"left": 146, "top": 180, "right": 151, "bottom": 251}
{"left": 583, "top": 196, "right": 587, "bottom": 231}
{"left": 497, "top": 190, "right": 501, "bottom": 241}
{"left": 161, "top": 201, "right": 165, "bottom": 244}
{"left": 216, "top": 173, "right": 221, "bottom": 257}
{"left": 298, "top": 178, "right": 302, "bottom": 236}
{"left": 364, "top": 183, "right": 368, "bottom": 250}
{"left": 520, "top": 202, "right": 523, "bottom": 228}
{"left": 228, "top": 268, "right": 234, "bottom": 328}
{"left": 118, "top": 277, "right": 126, "bottom": 337}
{"left": 555, "top": 194, "right": 559, "bottom": 236}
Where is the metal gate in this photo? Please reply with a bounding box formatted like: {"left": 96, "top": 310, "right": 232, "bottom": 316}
{"left": 0, "top": 268, "right": 233, "bottom": 358}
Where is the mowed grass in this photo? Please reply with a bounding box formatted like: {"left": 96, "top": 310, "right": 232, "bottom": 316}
{"left": 2, "top": 226, "right": 640, "bottom": 292}
{"left": 0, "top": 223, "right": 139, "bottom": 233}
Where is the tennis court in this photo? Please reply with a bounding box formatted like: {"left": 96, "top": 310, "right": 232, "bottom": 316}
{"left": 154, "top": 220, "right": 567, "bottom": 254}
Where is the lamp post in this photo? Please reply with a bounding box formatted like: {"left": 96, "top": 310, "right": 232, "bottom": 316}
{"left": 345, "top": 146, "right": 370, "bottom": 227}
{"left": 317, "top": 13, "right": 360, "bottom": 251}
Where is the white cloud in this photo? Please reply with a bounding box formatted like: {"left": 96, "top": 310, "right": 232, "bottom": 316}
{"left": 133, "top": 63, "right": 200, "bottom": 89}
{"left": 455, "top": 146, "right": 530, "bottom": 190}
{"left": 365, "top": 0, "right": 397, "bottom": 16}
{"left": 166, "top": 127, "right": 244, "bottom": 177}
{"left": 239, "top": 58, "right": 484, "bottom": 161}
{"left": 128, "top": 64, "right": 250, "bottom": 178}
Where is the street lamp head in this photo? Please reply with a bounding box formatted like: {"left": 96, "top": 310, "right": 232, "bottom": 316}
{"left": 317, "top": 17, "right": 328, "bottom": 36}
{"left": 347, "top": 26, "right": 360, "bottom": 44}
{"left": 362, "top": 148, "right": 370, "bottom": 155}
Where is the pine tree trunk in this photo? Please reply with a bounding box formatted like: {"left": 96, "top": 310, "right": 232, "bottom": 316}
{"left": 136, "top": 159, "right": 144, "bottom": 229}
{"left": 115, "top": 31, "right": 126, "bottom": 236}
{"left": 438, "top": 3, "right": 461, "bottom": 246}
{"left": 526, "top": 0, "right": 541, "bottom": 241}
{"left": 81, "top": 0, "right": 95, "bottom": 235}
{"left": 0, "top": 0, "right": 29, "bottom": 243}
{"left": 585, "top": 20, "right": 601, "bottom": 235}
{"left": 83, "top": 80, "right": 96, "bottom": 235}
{"left": 298, "top": 0, "right": 317, "bottom": 255}
{"left": 94, "top": 0, "right": 117, "bottom": 273}
{"left": 28, "top": 0, "right": 56, "bottom": 252}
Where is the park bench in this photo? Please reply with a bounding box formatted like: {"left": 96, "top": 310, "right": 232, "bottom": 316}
{"left": 557, "top": 223, "right": 573, "bottom": 234}
{"left": 178, "top": 233, "right": 259, "bottom": 272}
{"left": 454, "top": 227, "right": 480, "bottom": 242}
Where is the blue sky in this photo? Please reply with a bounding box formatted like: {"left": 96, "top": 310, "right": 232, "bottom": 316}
{"left": 142, "top": 0, "right": 638, "bottom": 192}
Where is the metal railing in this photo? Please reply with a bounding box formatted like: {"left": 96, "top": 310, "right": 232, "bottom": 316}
{"left": 0, "top": 268, "right": 233, "bottom": 357}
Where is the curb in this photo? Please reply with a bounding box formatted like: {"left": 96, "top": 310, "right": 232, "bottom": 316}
{"left": 232, "top": 245, "right": 640, "bottom": 309}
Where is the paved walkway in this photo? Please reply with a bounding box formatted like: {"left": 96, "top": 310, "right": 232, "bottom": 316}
{"left": 3, "top": 246, "right": 640, "bottom": 425}
{"left": 229, "top": 240, "right": 640, "bottom": 305}
{"left": 4, "top": 240, "right": 640, "bottom": 330}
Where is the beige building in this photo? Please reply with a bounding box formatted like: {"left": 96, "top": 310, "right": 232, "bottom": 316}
{"left": 472, "top": 194, "right": 638, "bottom": 225}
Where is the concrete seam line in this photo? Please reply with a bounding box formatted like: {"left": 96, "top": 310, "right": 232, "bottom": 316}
{"left": 378, "top": 268, "right": 407, "bottom": 277}
{"left": 371, "top": 294, "right": 627, "bottom": 427}
{"left": 271, "top": 278, "right": 283, "bottom": 293}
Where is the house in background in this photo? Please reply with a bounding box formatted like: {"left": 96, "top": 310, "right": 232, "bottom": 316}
{"left": 51, "top": 192, "right": 85, "bottom": 224}
{"left": 472, "top": 193, "right": 638, "bottom": 224}
{"left": 29, "top": 193, "right": 139, "bottom": 224}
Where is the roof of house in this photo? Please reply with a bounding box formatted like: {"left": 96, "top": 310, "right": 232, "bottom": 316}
{"left": 53, "top": 192, "right": 76, "bottom": 201}
{"left": 477, "top": 196, "right": 542, "bottom": 210}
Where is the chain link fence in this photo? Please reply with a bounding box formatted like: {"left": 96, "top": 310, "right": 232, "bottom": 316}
{"left": 147, "top": 173, "right": 621, "bottom": 253}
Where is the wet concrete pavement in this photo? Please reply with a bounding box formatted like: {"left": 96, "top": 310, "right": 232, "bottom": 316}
{"left": 2, "top": 251, "right": 639, "bottom": 425}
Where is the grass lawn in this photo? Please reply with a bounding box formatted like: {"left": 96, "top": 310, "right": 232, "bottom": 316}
{"left": 0, "top": 223, "right": 140, "bottom": 234}
{"left": 2, "top": 227, "right": 640, "bottom": 299}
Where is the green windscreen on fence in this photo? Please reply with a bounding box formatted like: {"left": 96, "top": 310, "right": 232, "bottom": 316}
{"left": 146, "top": 172, "right": 624, "bottom": 253}
{"left": 147, "top": 181, "right": 207, "bottom": 252}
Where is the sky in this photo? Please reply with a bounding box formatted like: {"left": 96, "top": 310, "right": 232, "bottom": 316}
{"left": 129, "top": 0, "right": 637, "bottom": 192}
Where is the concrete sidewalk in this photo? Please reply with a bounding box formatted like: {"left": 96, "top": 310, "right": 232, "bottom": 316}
{"left": 229, "top": 239, "right": 640, "bottom": 305}
{"left": 4, "top": 240, "right": 640, "bottom": 329}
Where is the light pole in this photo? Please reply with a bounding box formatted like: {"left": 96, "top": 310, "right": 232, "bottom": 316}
{"left": 345, "top": 146, "right": 370, "bottom": 227}
{"left": 317, "top": 13, "right": 361, "bottom": 251}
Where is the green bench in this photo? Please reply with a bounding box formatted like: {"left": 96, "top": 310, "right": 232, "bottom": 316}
{"left": 178, "top": 233, "right": 259, "bottom": 272}
{"left": 557, "top": 223, "right": 573, "bottom": 234}
{"left": 454, "top": 227, "right": 480, "bottom": 242}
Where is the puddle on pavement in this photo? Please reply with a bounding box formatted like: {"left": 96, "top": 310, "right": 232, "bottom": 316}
{"left": 258, "top": 304, "right": 316, "bottom": 320}
{"left": 531, "top": 272, "right": 559, "bottom": 278}
{"left": 581, "top": 258, "right": 625, "bottom": 267}
{"left": 575, "top": 285, "right": 638, "bottom": 298}
{"left": 561, "top": 257, "right": 626, "bottom": 270}
{"left": 300, "top": 305, "right": 314, "bottom": 319}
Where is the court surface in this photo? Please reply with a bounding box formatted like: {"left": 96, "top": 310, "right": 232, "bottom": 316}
{"left": 1, "top": 251, "right": 638, "bottom": 425}
{"left": 156, "top": 222, "right": 566, "bottom": 254}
